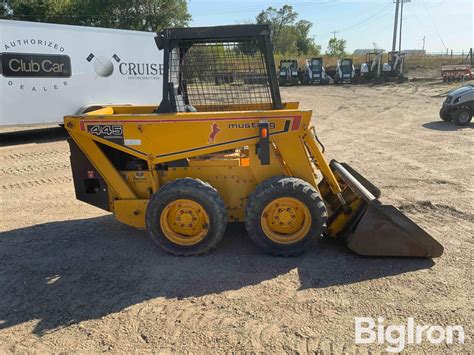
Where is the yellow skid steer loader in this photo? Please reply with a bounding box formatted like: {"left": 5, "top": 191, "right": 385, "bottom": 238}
{"left": 64, "top": 25, "right": 443, "bottom": 257}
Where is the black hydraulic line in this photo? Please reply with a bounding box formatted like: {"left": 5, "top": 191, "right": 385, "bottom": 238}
{"left": 311, "top": 126, "right": 325, "bottom": 153}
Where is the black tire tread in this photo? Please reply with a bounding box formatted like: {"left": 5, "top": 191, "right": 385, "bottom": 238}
{"left": 452, "top": 108, "right": 472, "bottom": 126}
{"left": 245, "top": 176, "right": 327, "bottom": 257}
{"left": 439, "top": 107, "right": 451, "bottom": 121}
{"left": 146, "top": 178, "right": 227, "bottom": 256}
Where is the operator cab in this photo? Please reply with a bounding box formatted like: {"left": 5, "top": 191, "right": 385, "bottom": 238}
{"left": 154, "top": 25, "right": 282, "bottom": 113}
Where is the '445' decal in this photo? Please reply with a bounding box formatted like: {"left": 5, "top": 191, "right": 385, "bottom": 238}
{"left": 87, "top": 124, "right": 124, "bottom": 144}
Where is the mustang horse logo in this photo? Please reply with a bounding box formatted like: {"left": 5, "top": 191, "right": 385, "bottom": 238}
{"left": 208, "top": 122, "right": 221, "bottom": 143}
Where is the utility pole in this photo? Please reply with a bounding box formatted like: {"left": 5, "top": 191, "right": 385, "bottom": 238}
{"left": 397, "top": 0, "right": 410, "bottom": 52}
{"left": 398, "top": 0, "right": 404, "bottom": 52}
{"left": 392, "top": 0, "right": 400, "bottom": 52}
{"left": 422, "top": 36, "right": 425, "bottom": 51}
{"left": 330, "top": 30, "right": 339, "bottom": 39}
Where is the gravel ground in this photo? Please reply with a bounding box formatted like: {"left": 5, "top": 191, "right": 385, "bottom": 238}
{"left": 0, "top": 80, "right": 472, "bottom": 353}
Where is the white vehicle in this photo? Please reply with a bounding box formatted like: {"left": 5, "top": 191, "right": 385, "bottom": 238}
{"left": 439, "top": 84, "right": 474, "bottom": 126}
{"left": 360, "top": 51, "right": 383, "bottom": 82}
{"left": 302, "top": 57, "right": 331, "bottom": 85}
{"left": 334, "top": 58, "right": 356, "bottom": 84}
{"left": 0, "top": 20, "right": 163, "bottom": 127}
{"left": 382, "top": 51, "right": 405, "bottom": 81}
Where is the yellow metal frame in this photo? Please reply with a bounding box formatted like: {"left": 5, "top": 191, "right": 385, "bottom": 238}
{"left": 64, "top": 103, "right": 348, "bottom": 232}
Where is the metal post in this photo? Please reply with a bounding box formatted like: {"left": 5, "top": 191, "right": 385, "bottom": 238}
{"left": 398, "top": 0, "right": 404, "bottom": 52}
{"left": 156, "top": 32, "right": 172, "bottom": 113}
{"left": 392, "top": 0, "right": 400, "bottom": 52}
{"left": 261, "top": 37, "right": 282, "bottom": 110}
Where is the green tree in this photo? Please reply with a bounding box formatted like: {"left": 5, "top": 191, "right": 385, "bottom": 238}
{"left": 1, "top": 0, "right": 191, "bottom": 32}
{"left": 326, "top": 37, "right": 347, "bottom": 57}
{"left": 294, "top": 20, "right": 320, "bottom": 55}
{"left": 255, "top": 5, "right": 320, "bottom": 56}
{"left": 256, "top": 5, "right": 298, "bottom": 53}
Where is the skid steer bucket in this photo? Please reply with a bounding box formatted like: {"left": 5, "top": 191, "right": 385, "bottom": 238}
{"left": 329, "top": 161, "right": 444, "bottom": 258}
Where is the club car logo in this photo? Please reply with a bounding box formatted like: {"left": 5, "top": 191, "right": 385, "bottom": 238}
{"left": 87, "top": 53, "right": 120, "bottom": 77}
{"left": 1, "top": 52, "right": 71, "bottom": 78}
{"left": 1, "top": 38, "right": 70, "bottom": 92}
{"left": 86, "top": 52, "right": 161, "bottom": 80}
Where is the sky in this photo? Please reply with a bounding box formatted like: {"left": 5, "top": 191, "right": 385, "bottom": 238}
{"left": 188, "top": 0, "right": 473, "bottom": 53}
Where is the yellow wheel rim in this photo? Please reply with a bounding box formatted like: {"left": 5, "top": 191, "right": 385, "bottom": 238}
{"left": 160, "top": 199, "right": 210, "bottom": 246}
{"left": 260, "top": 197, "right": 311, "bottom": 244}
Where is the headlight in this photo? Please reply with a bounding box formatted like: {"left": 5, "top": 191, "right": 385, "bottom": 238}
{"left": 446, "top": 96, "right": 452, "bottom": 103}
{"left": 453, "top": 97, "right": 461, "bottom": 104}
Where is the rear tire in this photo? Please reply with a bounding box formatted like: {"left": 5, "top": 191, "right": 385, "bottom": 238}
{"left": 452, "top": 108, "right": 472, "bottom": 126}
{"left": 245, "top": 176, "right": 327, "bottom": 256}
{"left": 439, "top": 107, "right": 452, "bottom": 122}
{"left": 146, "top": 178, "right": 227, "bottom": 256}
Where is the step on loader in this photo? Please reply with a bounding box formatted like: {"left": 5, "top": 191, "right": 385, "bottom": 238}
{"left": 64, "top": 25, "right": 443, "bottom": 257}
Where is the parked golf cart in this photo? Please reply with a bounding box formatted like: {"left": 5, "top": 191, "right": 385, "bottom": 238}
{"left": 439, "top": 85, "right": 474, "bottom": 126}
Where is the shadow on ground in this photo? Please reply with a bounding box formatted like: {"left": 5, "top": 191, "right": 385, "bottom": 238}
{"left": 0, "top": 216, "right": 434, "bottom": 335}
{"left": 0, "top": 127, "right": 67, "bottom": 147}
{"left": 422, "top": 121, "right": 473, "bottom": 131}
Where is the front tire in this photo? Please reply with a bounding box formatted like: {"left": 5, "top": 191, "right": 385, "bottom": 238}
{"left": 146, "top": 178, "right": 227, "bottom": 256}
{"left": 452, "top": 108, "right": 472, "bottom": 126}
{"left": 439, "top": 107, "right": 451, "bottom": 121}
{"left": 245, "top": 177, "right": 327, "bottom": 256}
